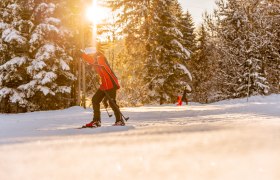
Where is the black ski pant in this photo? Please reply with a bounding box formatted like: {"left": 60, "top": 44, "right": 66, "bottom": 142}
{"left": 92, "top": 89, "right": 121, "bottom": 122}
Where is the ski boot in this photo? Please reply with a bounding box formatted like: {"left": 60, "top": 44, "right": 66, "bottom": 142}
{"left": 113, "top": 120, "right": 125, "bottom": 126}
{"left": 83, "top": 120, "right": 101, "bottom": 128}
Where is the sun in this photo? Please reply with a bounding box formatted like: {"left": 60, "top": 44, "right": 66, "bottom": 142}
{"left": 86, "top": 0, "right": 111, "bottom": 24}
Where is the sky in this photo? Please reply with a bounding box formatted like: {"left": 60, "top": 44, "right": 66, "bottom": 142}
{"left": 178, "top": 0, "right": 216, "bottom": 26}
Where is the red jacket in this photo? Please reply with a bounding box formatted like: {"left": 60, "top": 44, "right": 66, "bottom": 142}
{"left": 82, "top": 52, "right": 120, "bottom": 91}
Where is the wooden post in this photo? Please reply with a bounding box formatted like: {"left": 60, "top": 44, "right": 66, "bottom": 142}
{"left": 77, "top": 59, "right": 81, "bottom": 105}
{"left": 82, "top": 10, "right": 86, "bottom": 109}
{"left": 247, "top": 69, "right": 251, "bottom": 102}
{"left": 82, "top": 63, "right": 86, "bottom": 108}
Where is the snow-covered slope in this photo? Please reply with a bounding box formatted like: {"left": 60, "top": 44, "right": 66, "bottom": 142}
{"left": 0, "top": 95, "right": 280, "bottom": 180}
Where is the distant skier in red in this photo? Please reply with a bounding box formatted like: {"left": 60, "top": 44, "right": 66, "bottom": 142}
{"left": 81, "top": 47, "right": 125, "bottom": 128}
{"left": 177, "top": 85, "right": 191, "bottom": 106}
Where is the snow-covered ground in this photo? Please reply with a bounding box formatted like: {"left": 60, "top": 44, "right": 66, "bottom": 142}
{"left": 0, "top": 95, "right": 280, "bottom": 180}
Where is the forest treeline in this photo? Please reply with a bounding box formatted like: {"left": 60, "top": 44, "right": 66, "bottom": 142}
{"left": 0, "top": 0, "right": 279, "bottom": 113}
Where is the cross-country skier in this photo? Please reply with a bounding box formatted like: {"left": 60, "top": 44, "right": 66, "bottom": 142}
{"left": 181, "top": 87, "right": 189, "bottom": 105}
{"left": 81, "top": 47, "right": 125, "bottom": 128}
{"left": 177, "top": 85, "right": 191, "bottom": 106}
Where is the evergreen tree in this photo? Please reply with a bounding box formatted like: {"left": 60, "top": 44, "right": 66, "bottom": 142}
{"left": 113, "top": 40, "right": 148, "bottom": 106}
{"left": 146, "top": 0, "right": 191, "bottom": 104}
{"left": 180, "top": 11, "right": 196, "bottom": 53}
{"left": 0, "top": 0, "right": 75, "bottom": 113}
{"left": 0, "top": 0, "right": 33, "bottom": 112}
{"left": 190, "top": 25, "right": 216, "bottom": 103}
{"left": 202, "top": 12, "right": 226, "bottom": 102}
{"left": 215, "top": 0, "right": 269, "bottom": 98}
{"left": 261, "top": 0, "right": 280, "bottom": 93}
{"left": 109, "top": 0, "right": 152, "bottom": 104}
{"left": 110, "top": 0, "right": 192, "bottom": 104}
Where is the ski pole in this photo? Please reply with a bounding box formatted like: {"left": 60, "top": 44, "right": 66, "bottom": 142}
{"left": 105, "top": 107, "right": 113, "bottom": 117}
{"left": 92, "top": 80, "right": 129, "bottom": 121}
{"left": 100, "top": 89, "right": 129, "bottom": 121}
{"left": 98, "top": 65, "right": 129, "bottom": 121}
{"left": 103, "top": 91, "right": 129, "bottom": 121}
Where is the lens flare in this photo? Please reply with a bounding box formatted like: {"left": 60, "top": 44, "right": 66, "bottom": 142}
{"left": 86, "top": 1, "right": 110, "bottom": 24}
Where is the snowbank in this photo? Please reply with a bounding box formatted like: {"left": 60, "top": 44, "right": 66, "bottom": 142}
{"left": 0, "top": 95, "right": 280, "bottom": 180}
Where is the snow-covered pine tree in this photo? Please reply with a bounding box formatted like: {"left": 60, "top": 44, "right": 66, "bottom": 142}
{"left": 110, "top": 0, "right": 152, "bottom": 51}
{"left": 26, "top": 0, "right": 76, "bottom": 111}
{"left": 109, "top": 0, "right": 192, "bottom": 104}
{"left": 261, "top": 0, "right": 280, "bottom": 93}
{"left": 0, "top": 0, "right": 75, "bottom": 113}
{"left": 0, "top": 0, "right": 33, "bottom": 112}
{"left": 201, "top": 12, "right": 226, "bottom": 102}
{"left": 109, "top": 0, "right": 154, "bottom": 104}
{"left": 215, "top": 0, "right": 269, "bottom": 99}
{"left": 189, "top": 25, "right": 217, "bottom": 103}
{"left": 215, "top": 0, "right": 245, "bottom": 98}
{"left": 146, "top": 0, "right": 191, "bottom": 104}
{"left": 180, "top": 11, "right": 196, "bottom": 53}
{"left": 235, "top": 0, "right": 270, "bottom": 97}
{"left": 179, "top": 10, "right": 197, "bottom": 101}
